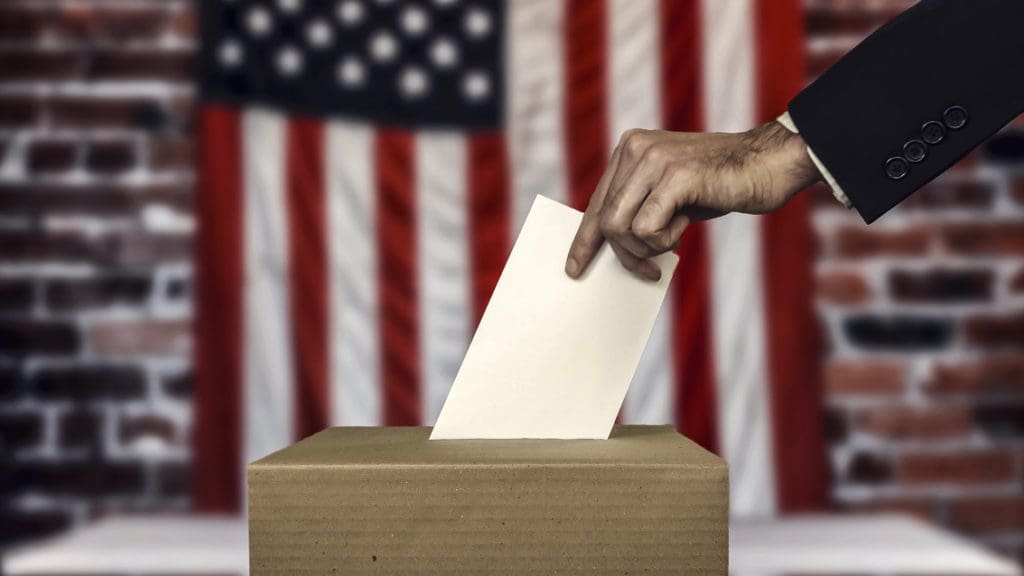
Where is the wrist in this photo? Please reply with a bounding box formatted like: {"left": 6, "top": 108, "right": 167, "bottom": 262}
{"left": 744, "top": 121, "right": 822, "bottom": 210}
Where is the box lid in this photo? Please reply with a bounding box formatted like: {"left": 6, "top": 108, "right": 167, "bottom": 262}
{"left": 250, "top": 425, "right": 724, "bottom": 469}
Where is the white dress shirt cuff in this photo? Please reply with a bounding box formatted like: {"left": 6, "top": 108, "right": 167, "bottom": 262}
{"left": 776, "top": 111, "right": 853, "bottom": 208}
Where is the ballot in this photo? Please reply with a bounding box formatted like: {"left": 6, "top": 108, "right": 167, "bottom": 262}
{"left": 431, "top": 195, "right": 678, "bottom": 439}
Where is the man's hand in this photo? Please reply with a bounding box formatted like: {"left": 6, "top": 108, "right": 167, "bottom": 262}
{"left": 564, "top": 121, "right": 821, "bottom": 281}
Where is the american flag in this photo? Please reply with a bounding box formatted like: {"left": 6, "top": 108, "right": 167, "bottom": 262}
{"left": 193, "top": 0, "right": 826, "bottom": 518}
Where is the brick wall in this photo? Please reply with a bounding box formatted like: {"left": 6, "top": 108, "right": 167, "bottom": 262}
{"left": 0, "top": 0, "right": 195, "bottom": 545}
{"left": 808, "top": 0, "right": 1024, "bottom": 566}
{"left": 0, "top": 0, "right": 1021, "bottom": 567}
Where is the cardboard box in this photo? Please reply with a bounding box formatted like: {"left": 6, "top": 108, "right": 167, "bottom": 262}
{"left": 248, "top": 425, "right": 728, "bottom": 575}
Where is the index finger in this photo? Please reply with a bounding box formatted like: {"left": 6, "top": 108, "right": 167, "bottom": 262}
{"left": 565, "top": 144, "right": 625, "bottom": 278}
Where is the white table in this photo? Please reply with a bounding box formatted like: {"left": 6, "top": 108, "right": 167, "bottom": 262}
{"left": 5, "top": 514, "right": 1019, "bottom": 576}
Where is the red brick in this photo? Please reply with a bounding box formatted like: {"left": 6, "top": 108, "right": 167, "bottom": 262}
{"left": 27, "top": 140, "right": 78, "bottom": 173}
{"left": 928, "top": 358, "right": 1024, "bottom": 396}
{"left": 13, "top": 460, "right": 145, "bottom": 497}
{"left": 0, "top": 367, "right": 26, "bottom": 401}
{"left": 1011, "top": 267, "right": 1024, "bottom": 293}
{"left": 1013, "top": 177, "right": 1024, "bottom": 206}
{"left": 825, "top": 360, "right": 906, "bottom": 395}
{"left": 0, "top": 508, "right": 72, "bottom": 547}
{"left": 84, "top": 140, "right": 136, "bottom": 174}
{"left": 898, "top": 450, "right": 1016, "bottom": 485}
{"left": 0, "top": 182, "right": 192, "bottom": 218}
{"left": 48, "top": 97, "right": 173, "bottom": 130}
{"left": 858, "top": 405, "right": 972, "bottom": 440}
{"left": 0, "top": 6, "right": 55, "bottom": 41}
{"left": 45, "top": 275, "right": 151, "bottom": 311}
{"left": 965, "top": 312, "right": 1024, "bottom": 349}
{"left": 0, "top": 412, "right": 43, "bottom": 451}
{"left": 833, "top": 226, "right": 932, "bottom": 258}
{"left": 949, "top": 497, "right": 1024, "bottom": 534}
{"left": 973, "top": 404, "right": 1024, "bottom": 438}
{"left": 0, "top": 279, "right": 34, "bottom": 312}
{"left": 162, "top": 370, "right": 192, "bottom": 399}
{"left": 47, "top": 4, "right": 170, "bottom": 43}
{"left": 119, "top": 414, "right": 177, "bottom": 446}
{"left": 943, "top": 223, "right": 1024, "bottom": 255}
{"left": 0, "top": 51, "right": 85, "bottom": 81}
{"left": 58, "top": 410, "right": 103, "bottom": 449}
{"left": 845, "top": 451, "right": 894, "bottom": 484}
{"left": 88, "top": 319, "right": 191, "bottom": 358}
{"left": 150, "top": 136, "right": 194, "bottom": 171}
{"left": 156, "top": 462, "right": 191, "bottom": 498}
{"left": 817, "top": 270, "right": 871, "bottom": 304}
{"left": 91, "top": 50, "right": 194, "bottom": 81}
{"left": 900, "top": 181, "right": 995, "bottom": 210}
{"left": 33, "top": 365, "right": 146, "bottom": 401}
{"left": 0, "top": 229, "right": 192, "bottom": 267}
{"left": 889, "top": 268, "right": 993, "bottom": 302}
{"left": 0, "top": 321, "right": 79, "bottom": 357}
{"left": 0, "top": 97, "right": 39, "bottom": 127}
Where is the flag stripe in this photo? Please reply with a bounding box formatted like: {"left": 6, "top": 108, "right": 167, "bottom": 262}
{"left": 417, "top": 132, "right": 471, "bottom": 426}
{"left": 242, "top": 108, "right": 296, "bottom": 463}
{"left": 467, "top": 133, "right": 511, "bottom": 324}
{"left": 326, "top": 122, "right": 382, "bottom": 427}
{"left": 564, "top": 0, "right": 610, "bottom": 212}
{"left": 609, "top": 0, "right": 675, "bottom": 426}
{"left": 375, "top": 130, "right": 421, "bottom": 426}
{"left": 701, "top": 0, "right": 778, "bottom": 517}
{"left": 194, "top": 105, "right": 243, "bottom": 512}
{"left": 285, "top": 118, "right": 329, "bottom": 439}
{"left": 755, "top": 0, "right": 828, "bottom": 512}
{"left": 506, "top": 0, "right": 569, "bottom": 234}
{"left": 659, "top": 0, "right": 719, "bottom": 448}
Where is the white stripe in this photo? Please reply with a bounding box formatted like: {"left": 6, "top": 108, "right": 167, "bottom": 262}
{"left": 242, "top": 108, "right": 294, "bottom": 462}
{"left": 416, "top": 132, "right": 472, "bottom": 425}
{"left": 325, "top": 121, "right": 382, "bottom": 426}
{"left": 506, "top": 0, "right": 569, "bottom": 238}
{"left": 607, "top": 0, "right": 675, "bottom": 425}
{"left": 702, "top": 0, "right": 778, "bottom": 517}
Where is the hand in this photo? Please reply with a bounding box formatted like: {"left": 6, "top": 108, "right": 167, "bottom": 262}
{"left": 564, "top": 121, "right": 821, "bottom": 281}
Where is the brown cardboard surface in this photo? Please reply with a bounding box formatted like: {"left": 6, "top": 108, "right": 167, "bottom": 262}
{"left": 249, "top": 425, "right": 728, "bottom": 575}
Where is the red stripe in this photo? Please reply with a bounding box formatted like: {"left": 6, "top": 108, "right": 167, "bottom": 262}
{"left": 564, "top": 0, "right": 609, "bottom": 211}
{"left": 375, "top": 130, "right": 421, "bottom": 426}
{"left": 659, "top": 0, "right": 719, "bottom": 453}
{"left": 285, "top": 118, "right": 329, "bottom": 440}
{"left": 467, "top": 132, "right": 510, "bottom": 325}
{"left": 193, "top": 105, "right": 243, "bottom": 512}
{"left": 756, "top": 0, "right": 828, "bottom": 511}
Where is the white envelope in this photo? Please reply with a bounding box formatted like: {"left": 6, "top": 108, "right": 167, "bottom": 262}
{"left": 431, "top": 195, "right": 679, "bottom": 439}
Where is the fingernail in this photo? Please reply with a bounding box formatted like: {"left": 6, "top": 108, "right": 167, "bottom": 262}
{"left": 566, "top": 257, "right": 580, "bottom": 277}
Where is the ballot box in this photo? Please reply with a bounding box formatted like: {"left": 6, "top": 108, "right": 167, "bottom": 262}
{"left": 248, "top": 425, "right": 728, "bottom": 575}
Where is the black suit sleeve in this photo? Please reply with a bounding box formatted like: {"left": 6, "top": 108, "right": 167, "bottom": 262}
{"left": 788, "top": 0, "right": 1024, "bottom": 223}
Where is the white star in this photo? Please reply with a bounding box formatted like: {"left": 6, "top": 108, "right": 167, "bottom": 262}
{"left": 464, "top": 6, "right": 491, "bottom": 39}
{"left": 337, "top": 0, "right": 364, "bottom": 26}
{"left": 399, "top": 65, "right": 430, "bottom": 99}
{"left": 218, "top": 39, "right": 243, "bottom": 67}
{"left": 337, "top": 56, "right": 366, "bottom": 88}
{"left": 276, "top": 45, "right": 304, "bottom": 76}
{"left": 400, "top": 5, "right": 430, "bottom": 37}
{"left": 463, "top": 70, "right": 490, "bottom": 101}
{"left": 369, "top": 30, "right": 399, "bottom": 63}
{"left": 306, "top": 19, "right": 333, "bottom": 48}
{"left": 246, "top": 6, "right": 274, "bottom": 37}
{"left": 429, "top": 36, "right": 458, "bottom": 69}
{"left": 277, "top": 0, "right": 302, "bottom": 13}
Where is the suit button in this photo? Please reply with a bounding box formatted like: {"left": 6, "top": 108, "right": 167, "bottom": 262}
{"left": 921, "top": 121, "right": 946, "bottom": 144}
{"left": 885, "top": 157, "right": 909, "bottom": 180}
{"left": 944, "top": 105, "right": 968, "bottom": 130}
{"left": 903, "top": 140, "right": 927, "bottom": 163}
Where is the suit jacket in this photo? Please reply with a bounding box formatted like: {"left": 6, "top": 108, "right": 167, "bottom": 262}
{"left": 788, "top": 0, "right": 1024, "bottom": 223}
